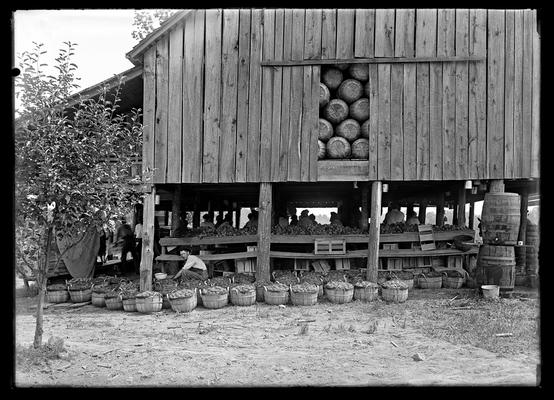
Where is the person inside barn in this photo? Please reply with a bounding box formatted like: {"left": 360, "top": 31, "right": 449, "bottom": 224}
{"left": 299, "top": 209, "right": 314, "bottom": 228}
{"left": 406, "top": 210, "right": 420, "bottom": 225}
{"left": 215, "top": 214, "right": 224, "bottom": 228}
{"left": 173, "top": 248, "right": 209, "bottom": 281}
{"left": 384, "top": 202, "right": 405, "bottom": 225}
{"left": 115, "top": 218, "right": 139, "bottom": 274}
{"left": 200, "top": 213, "right": 215, "bottom": 229}
{"left": 224, "top": 212, "right": 233, "bottom": 226}
{"left": 330, "top": 212, "right": 343, "bottom": 226}
{"left": 244, "top": 210, "right": 259, "bottom": 229}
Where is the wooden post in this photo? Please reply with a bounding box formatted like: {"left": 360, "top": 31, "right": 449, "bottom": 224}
{"left": 140, "top": 185, "right": 156, "bottom": 292}
{"left": 453, "top": 203, "right": 458, "bottom": 226}
{"left": 418, "top": 201, "right": 427, "bottom": 224}
{"left": 407, "top": 203, "right": 414, "bottom": 219}
{"left": 489, "top": 179, "right": 505, "bottom": 193}
{"left": 366, "top": 181, "right": 382, "bottom": 283}
{"left": 235, "top": 208, "right": 241, "bottom": 229}
{"left": 192, "top": 194, "right": 200, "bottom": 228}
{"left": 469, "top": 200, "right": 475, "bottom": 229}
{"left": 517, "top": 189, "right": 528, "bottom": 270}
{"left": 457, "top": 184, "right": 467, "bottom": 227}
{"left": 171, "top": 185, "right": 182, "bottom": 237}
{"left": 360, "top": 183, "right": 369, "bottom": 231}
{"left": 257, "top": 183, "right": 272, "bottom": 282}
{"left": 436, "top": 194, "right": 445, "bottom": 226}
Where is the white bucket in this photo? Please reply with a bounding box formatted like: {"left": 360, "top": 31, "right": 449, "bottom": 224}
{"left": 481, "top": 285, "right": 499, "bottom": 299}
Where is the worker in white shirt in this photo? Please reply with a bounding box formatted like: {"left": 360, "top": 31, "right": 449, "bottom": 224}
{"left": 173, "top": 248, "right": 209, "bottom": 281}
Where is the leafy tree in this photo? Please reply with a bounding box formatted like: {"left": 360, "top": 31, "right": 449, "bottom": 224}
{"left": 131, "top": 9, "right": 178, "bottom": 42}
{"left": 15, "top": 41, "right": 143, "bottom": 348}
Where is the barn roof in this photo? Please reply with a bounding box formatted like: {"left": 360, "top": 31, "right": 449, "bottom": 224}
{"left": 126, "top": 9, "right": 191, "bottom": 65}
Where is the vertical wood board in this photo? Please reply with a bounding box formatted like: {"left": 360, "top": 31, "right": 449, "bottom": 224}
{"left": 390, "top": 63, "right": 404, "bottom": 180}
{"left": 270, "top": 9, "right": 284, "bottom": 182}
{"left": 259, "top": 9, "right": 275, "bottom": 182}
{"left": 354, "top": 9, "right": 375, "bottom": 57}
{"left": 455, "top": 9, "right": 469, "bottom": 180}
{"left": 395, "top": 9, "right": 415, "bottom": 57}
{"left": 154, "top": 37, "right": 169, "bottom": 183}
{"left": 167, "top": 25, "right": 183, "bottom": 183}
{"left": 374, "top": 9, "right": 395, "bottom": 57}
{"left": 377, "top": 64, "right": 391, "bottom": 180}
{"left": 142, "top": 46, "right": 156, "bottom": 184}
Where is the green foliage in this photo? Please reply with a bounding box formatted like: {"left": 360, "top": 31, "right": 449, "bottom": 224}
{"left": 131, "top": 9, "right": 178, "bottom": 42}
{"left": 14, "top": 41, "right": 143, "bottom": 281}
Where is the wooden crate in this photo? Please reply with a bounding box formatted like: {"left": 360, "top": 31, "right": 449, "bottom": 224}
{"left": 294, "top": 259, "right": 310, "bottom": 271}
{"left": 385, "top": 258, "right": 403, "bottom": 271}
{"left": 312, "top": 260, "right": 331, "bottom": 273}
{"left": 447, "top": 255, "right": 463, "bottom": 270}
{"left": 236, "top": 258, "right": 256, "bottom": 273}
{"left": 335, "top": 258, "right": 351, "bottom": 270}
{"left": 314, "top": 239, "right": 346, "bottom": 255}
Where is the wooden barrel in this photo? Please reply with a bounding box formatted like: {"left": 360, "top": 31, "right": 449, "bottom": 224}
{"left": 481, "top": 192, "right": 521, "bottom": 245}
{"left": 318, "top": 118, "right": 334, "bottom": 141}
{"left": 322, "top": 68, "right": 344, "bottom": 90}
{"left": 319, "top": 82, "right": 330, "bottom": 108}
{"left": 348, "top": 64, "right": 369, "bottom": 81}
{"left": 336, "top": 118, "right": 361, "bottom": 142}
{"left": 477, "top": 245, "right": 516, "bottom": 292}
{"left": 317, "top": 140, "right": 326, "bottom": 159}
{"left": 323, "top": 99, "right": 349, "bottom": 124}
{"left": 351, "top": 138, "right": 369, "bottom": 159}
{"left": 326, "top": 136, "right": 351, "bottom": 159}
{"left": 337, "top": 79, "right": 363, "bottom": 104}
{"left": 349, "top": 98, "right": 370, "bottom": 121}
{"left": 364, "top": 81, "right": 370, "bottom": 98}
{"left": 526, "top": 223, "right": 539, "bottom": 248}
{"left": 514, "top": 246, "right": 526, "bottom": 275}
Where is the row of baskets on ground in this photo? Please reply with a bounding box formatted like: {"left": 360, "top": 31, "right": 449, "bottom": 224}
{"left": 45, "top": 269, "right": 468, "bottom": 313}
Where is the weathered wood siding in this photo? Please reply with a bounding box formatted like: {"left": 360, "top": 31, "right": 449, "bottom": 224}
{"left": 142, "top": 9, "right": 540, "bottom": 183}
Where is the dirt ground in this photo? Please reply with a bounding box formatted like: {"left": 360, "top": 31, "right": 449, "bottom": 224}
{"left": 14, "top": 284, "right": 541, "bottom": 388}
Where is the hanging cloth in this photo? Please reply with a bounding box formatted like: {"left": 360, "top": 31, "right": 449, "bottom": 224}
{"left": 56, "top": 225, "right": 100, "bottom": 278}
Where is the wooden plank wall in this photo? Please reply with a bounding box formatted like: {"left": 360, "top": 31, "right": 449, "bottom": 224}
{"left": 145, "top": 8, "right": 540, "bottom": 184}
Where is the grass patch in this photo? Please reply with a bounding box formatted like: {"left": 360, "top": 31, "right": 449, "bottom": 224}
{"left": 16, "top": 336, "right": 69, "bottom": 369}
{"left": 407, "top": 296, "right": 540, "bottom": 358}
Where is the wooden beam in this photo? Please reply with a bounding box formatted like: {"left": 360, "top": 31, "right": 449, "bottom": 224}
{"left": 261, "top": 56, "right": 486, "bottom": 66}
{"left": 436, "top": 193, "right": 445, "bottom": 226}
{"left": 457, "top": 184, "right": 467, "bottom": 227}
{"left": 140, "top": 186, "right": 156, "bottom": 292}
{"left": 418, "top": 201, "right": 427, "bottom": 225}
{"left": 367, "top": 181, "right": 382, "bottom": 283}
{"left": 192, "top": 194, "right": 200, "bottom": 228}
{"left": 270, "top": 248, "right": 477, "bottom": 259}
{"left": 257, "top": 183, "right": 272, "bottom": 281}
{"left": 157, "top": 251, "right": 257, "bottom": 262}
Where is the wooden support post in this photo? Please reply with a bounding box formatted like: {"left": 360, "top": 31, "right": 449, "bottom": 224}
{"left": 407, "top": 204, "right": 414, "bottom": 219}
{"left": 453, "top": 203, "right": 458, "bottom": 226}
{"left": 489, "top": 179, "right": 505, "bottom": 193}
{"left": 140, "top": 185, "right": 156, "bottom": 292}
{"left": 366, "top": 181, "right": 382, "bottom": 283}
{"left": 457, "top": 184, "right": 467, "bottom": 227}
{"left": 418, "top": 201, "right": 427, "bottom": 224}
{"left": 235, "top": 208, "right": 241, "bottom": 229}
{"left": 469, "top": 200, "right": 475, "bottom": 229}
{"left": 436, "top": 194, "right": 445, "bottom": 226}
{"left": 360, "top": 183, "right": 369, "bottom": 231}
{"left": 171, "top": 185, "right": 182, "bottom": 237}
{"left": 257, "top": 183, "right": 272, "bottom": 282}
{"left": 518, "top": 190, "right": 529, "bottom": 241}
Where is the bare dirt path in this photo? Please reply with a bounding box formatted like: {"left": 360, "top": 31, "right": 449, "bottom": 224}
{"left": 14, "top": 288, "right": 540, "bottom": 387}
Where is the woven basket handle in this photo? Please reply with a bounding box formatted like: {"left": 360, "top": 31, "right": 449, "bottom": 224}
{"left": 418, "top": 273, "right": 428, "bottom": 281}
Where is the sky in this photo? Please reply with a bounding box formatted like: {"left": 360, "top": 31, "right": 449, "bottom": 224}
{"left": 13, "top": 9, "right": 140, "bottom": 94}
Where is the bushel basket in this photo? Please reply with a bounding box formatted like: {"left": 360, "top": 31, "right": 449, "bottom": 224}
{"left": 122, "top": 297, "right": 137, "bottom": 312}
{"left": 264, "top": 286, "right": 290, "bottom": 305}
{"left": 417, "top": 273, "right": 443, "bottom": 289}
{"left": 353, "top": 282, "right": 379, "bottom": 302}
{"left": 290, "top": 290, "right": 318, "bottom": 306}
{"left": 135, "top": 292, "right": 163, "bottom": 313}
{"left": 442, "top": 270, "right": 468, "bottom": 289}
{"left": 230, "top": 286, "right": 256, "bottom": 307}
{"left": 105, "top": 295, "right": 123, "bottom": 311}
{"left": 69, "top": 288, "right": 92, "bottom": 303}
{"left": 47, "top": 290, "right": 69, "bottom": 303}
{"left": 381, "top": 287, "right": 409, "bottom": 303}
{"left": 168, "top": 289, "right": 197, "bottom": 313}
{"left": 325, "top": 281, "right": 354, "bottom": 304}
{"left": 91, "top": 291, "right": 106, "bottom": 307}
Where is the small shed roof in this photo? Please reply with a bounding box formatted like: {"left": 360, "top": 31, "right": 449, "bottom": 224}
{"left": 126, "top": 9, "right": 191, "bottom": 65}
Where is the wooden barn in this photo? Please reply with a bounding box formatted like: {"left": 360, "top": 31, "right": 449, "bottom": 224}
{"left": 122, "top": 9, "right": 541, "bottom": 292}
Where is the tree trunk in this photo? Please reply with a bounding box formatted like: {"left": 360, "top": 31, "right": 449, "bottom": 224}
{"left": 33, "top": 226, "right": 53, "bottom": 349}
